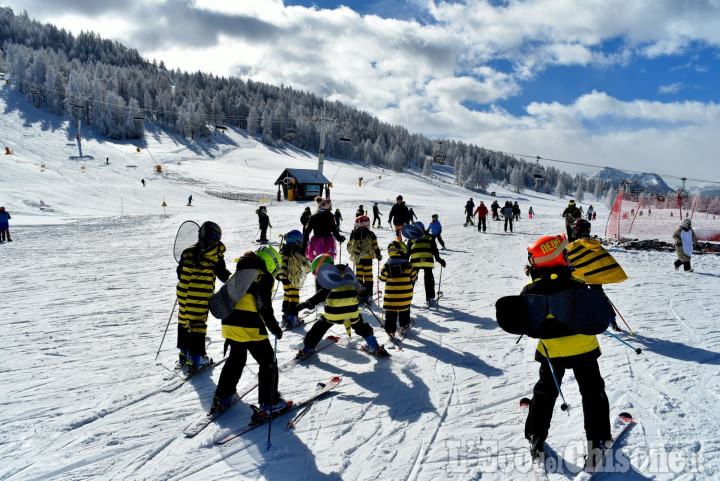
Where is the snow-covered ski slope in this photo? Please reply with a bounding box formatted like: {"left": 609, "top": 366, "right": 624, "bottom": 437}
{"left": 2, "top": 86, "right": 719, "bottom": 481}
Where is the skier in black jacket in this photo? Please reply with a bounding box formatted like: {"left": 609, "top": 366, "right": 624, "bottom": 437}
{"left": 372, "top": 203, "right": 382, "bottom": 227}
{"left": 387, "top": 195, "right": 410, "bottom": 241}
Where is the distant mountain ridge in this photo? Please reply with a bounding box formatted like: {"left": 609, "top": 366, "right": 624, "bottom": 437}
{"left": 587, "top": 167, "right": 673, "bottom": 194}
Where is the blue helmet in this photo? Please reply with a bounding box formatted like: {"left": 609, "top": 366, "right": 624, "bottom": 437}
{"left": 284, "top": 229, "right": 303, "bottom": 246}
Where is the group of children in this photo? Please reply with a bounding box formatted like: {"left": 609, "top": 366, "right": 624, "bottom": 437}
{"left": 176, "top": 195, "right": 447, "bottom": 421}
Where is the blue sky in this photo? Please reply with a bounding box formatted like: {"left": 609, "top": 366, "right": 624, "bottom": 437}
{"left": 3, "top": 0, "right": 719, "bottom": 186}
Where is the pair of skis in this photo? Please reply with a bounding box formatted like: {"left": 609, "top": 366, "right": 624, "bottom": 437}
{"left": 182, "top": 336, "right": 342, "bottom": 438}
{"left": 519, "top": 398, "right": 634, "bottom": 480}
{"left": 214, "top": 376, "right": 341, "bottom": 445}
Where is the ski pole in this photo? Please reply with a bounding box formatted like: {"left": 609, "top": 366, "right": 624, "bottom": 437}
{"left": 252, "top": 229, "right": 260, "bottom": 242}
{"left": 606, "top": 298, "right": 634, "bottom": 335}
{"left": 155, "top": 298, "right": 177, "bottom": 361}
{"left": 604, "top": 330, "right": 642, "bottom": 354}
{"left": 363, "top": 303, "right": 403, "bottom": 351}
{"left": 266, "top": 335, "right": 278, "bottom": 450}
{"left": 271, "top": 234, "right": 285, "bottom": 300}
{"left": 539, "top": 341, "right": 570, "bottom": 414}
{"left": 377, "top": 258, "right": 381, "bottom": 305}
{"left": 436, "top": 265, "right": 443, "bottom": 310}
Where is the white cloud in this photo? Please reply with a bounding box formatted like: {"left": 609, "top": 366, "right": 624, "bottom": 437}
{"left": 658, "top": 83, "right": 683, "bottom": 95}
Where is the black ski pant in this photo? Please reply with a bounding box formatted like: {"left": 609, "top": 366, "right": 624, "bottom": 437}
{"left": 177, "top": 323, "right": 207, "bottom": 356}
{"left": 432, "top": 233, "right": 446, "bottom": 248}
{"left": 566, "top": 225, "right": 575, "bottom": 242}
{"left": 304, "top": 315, "right": 373, "bottom": 350}
{"left": 373, "top": 214, "right": 382, "bottom": 227}
{"left": 477, "top": 217, "right": 486, "bottom": 232}
{"left": 259, "top": 226, "right": 268, "bottom": 242}
{"left": 282, "top": 300, "right": 299, "bottom": 317}
{"left": 384, "top": 309, "right": 410, "bottom": 334}
{"left": 674, "top": 259, "right": 692, "bottom": 271}
{"left": 525, "top": 356, "right": 610, "bottom": 445}
{"left": 504, "top": 217, "right": 513, "bottom": 232}
{"left": 215, "top": 339, "right": 279, "bottom": 404}
{"left": 420, "top": 267, "right": 436, "bottom": 300}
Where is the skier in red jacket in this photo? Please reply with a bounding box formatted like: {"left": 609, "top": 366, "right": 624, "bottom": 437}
{"left": 473, "top": 202, "right": 489, "bottom": 233}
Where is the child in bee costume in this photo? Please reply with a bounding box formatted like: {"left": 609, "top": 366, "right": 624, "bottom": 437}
{"left": 403, "top": 222, "right": 446, "bottom": 307}
{"left": 295, "top": 262, "right": 389, "bottom": 358}
{"left": 277, "top": 230, "right": 312, "bottom": 328}
{"left": 495, "top": 234, "right": 612, "bottom": 467}
{"left": 379, "top": 240, "right": 418, "bottom": 337}
{"left": 567, "top": 219, "right": 627, "bottom": 331}
{"left": 176, "top": 221, "right": 231, "bottom": 371}
{"left": 347, "top": 215, "right": 382, "bottom": 303}
{"left": 210, "top": 247, "right": 287, "bottom": 418}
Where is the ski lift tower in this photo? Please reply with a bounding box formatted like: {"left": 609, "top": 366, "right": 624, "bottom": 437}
{"left": 314, "top": 114, "right": 334, "bottom": 175}
{"left": 432, "top": 140, "right": 446, "bottom": 164}
{"left": 532, "top": 156, "right": 546, "bottom": 192}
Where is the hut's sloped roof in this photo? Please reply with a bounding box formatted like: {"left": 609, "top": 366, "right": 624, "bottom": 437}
{"left": 276, "top": 169, "right": 330, "bottom": 185}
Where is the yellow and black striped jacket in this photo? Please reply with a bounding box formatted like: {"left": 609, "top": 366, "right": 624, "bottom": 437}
{"left": 176, "top": 241, "right": 230, "bottom": 334}
{"left": 522, "top": 266, "right": 601, "bottom": 363}
{"left": 567, "top": 237, "right": 627, "bottom": 285}
{"left": 408, "top": 234, "right": 439, "bottom": 268}
{"left": 277, "top": 248, "right": 311, "bottom": 304}
{"left": 379, "top": 260, "right": 417, "bottom": 311}
{"left": 304, "top": 271, "right": 361, "bottom": 325}
{"left": 221, "top": 256, "right": 277, "bottom": 343}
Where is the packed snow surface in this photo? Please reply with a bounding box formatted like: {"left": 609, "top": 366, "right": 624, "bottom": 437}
{"left": 2, "top": 87, "right": 719, "bottom": 480}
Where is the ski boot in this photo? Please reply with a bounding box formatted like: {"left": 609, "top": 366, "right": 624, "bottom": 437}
{"left": 398, "top": 324, "right": 410, "bottom": 338}
{"left": 295, "top": 346, "right": 315, "bottom": 360}
{"left": 189, "top": 354, "right": 213, "bottom": 372}
{"left": 362, "top": 335, "right": 390, "bottom": 358}
{"left": 285, "top": 315, "right": 304, "bottom": 329}
{"left": 426, "top": 298, "right": 436, "bottom": 308}
{"left": 527, "top": 434, "right": 545, "bottom": 460}
{"left": 175, "top": 349, "right": 190, "bottom": 370}
{"left": 585, "top": 440, "right": 612, "bottom": 471}
{"left": 251, "top": 397, "right": 291, "bottom": 423}
{"left": 209, "top": 392, "right": 240, "bottom": 415}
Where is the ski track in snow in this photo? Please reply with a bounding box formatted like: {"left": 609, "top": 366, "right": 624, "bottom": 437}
{"left": 2, "top": 87, "right": 720, "bottom": 480}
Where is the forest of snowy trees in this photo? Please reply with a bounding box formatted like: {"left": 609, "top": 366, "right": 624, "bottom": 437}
{"left": 0, "top": 7, "right": 618, "bottom": 201}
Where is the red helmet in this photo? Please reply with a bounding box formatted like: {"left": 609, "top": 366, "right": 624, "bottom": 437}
{"left": 354, "top": 215, "right": 370, "bottom": 229}
{"left": 527, "top": 234, "right": 569, "bottom": 269}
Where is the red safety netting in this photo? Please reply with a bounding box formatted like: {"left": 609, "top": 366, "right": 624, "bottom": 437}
{"left": 605, "top": 192, "right": 720, "bottom": 242}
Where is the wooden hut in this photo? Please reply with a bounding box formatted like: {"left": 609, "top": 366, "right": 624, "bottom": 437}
{"left": 275, "top": 168, "right": 331, "bottom": 201}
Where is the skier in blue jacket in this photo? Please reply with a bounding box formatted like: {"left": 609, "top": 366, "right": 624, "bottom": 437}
{"left": 427, "top": 214, "right": 445, "bottom": 249}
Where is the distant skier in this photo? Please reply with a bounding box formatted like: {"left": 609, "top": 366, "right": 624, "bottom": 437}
{"left": 513, "top": 201, "right": 521, "bottom": 221}
{"left": 334, "top": 208, "right": 343, "bottom": 230}
{"left": 141, "top": 179, "right": 146, "bottom": 187}
{"left": 0, "top": 206, "right": 11, "bottom": 242}
{"left": 474, "top": 201, "right": 488, "bottom": 233}
{"left": 561, "top": 200, "right": 582, "bottom": 240}
{"left": 372, "top": 202, "right": 382, "bottom": 228}
{"left": 404, "top": 222, "right": 446, "bottom": 307}
{"left": 347, "top": 215, "right": 382, "bottom": 303}
{"left": 302, "top": 197, "right": 345, "bottom": 261}
{"left": 464, "top": 198, "right": 475, "bottom": 226}
{"left": 568, "top": 219, "right": 625, "bottom": 331}
{"left": 586, "top": 205, "right": 595, "bottom": 221}
{"left": 518, "top": 234, "right": 611, "bottom": 466}
{"left": 295, "top": 262, "right": 389, "bottom": 358}
{"left": 502, "top": 201, "right": 514, "bottom": 233}
{"left": 277, "top": 230, "right": 312, "bottom": 328}
{"left": 427, "top": 214, "right": 446, "bottom": 249}
{"left": 387, "top": 195, "right": 410, "bottom": 241}
{"left": 491, "top": 199, "right": 500, "bottom": 220}
{"left": 355, "top": 205, "right": 365, "bottom": 218}
{"left": 528, "top": 206, "right": 535, "bottom": 219}
{"left": 187, "top": 195, "right": 193, "bottom": 206}
{"left": 408, "top": 207, "right": 417, "bottom": 223}
{"left": 673, "top": 218, "right": 698, "bottom": 272}
{"left": 210, "top": 248, "right": 288, "bottom": 420}
{"left": 379, "top": 240, "right": 418, "bottom": 337}
{"left": 256, "top": 206, "right": 271, "bottom": 243}
{"left": 176, "top": 221, "right": 231, "bottom": 371}
{"left": 300, "top": 206, "right": 312, "bottom": 229}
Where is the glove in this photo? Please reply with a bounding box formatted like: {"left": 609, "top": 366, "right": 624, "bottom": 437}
{"left": 297, "top": 301, "right": 312, "bottom": 312}
{"left": 338, "top": 235, "right": 346, "bottom": 243}
{"left": 377, "top": 254, "right": 383, "bottom": 261}
{"left": 438, "top": 258, "right": 446, "bottom": 268}
{"left": 268, "top": 322, "right": 283, "bottom": 339}
{"left": 269, "top": 224, "right": 273, "bottom": 228}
